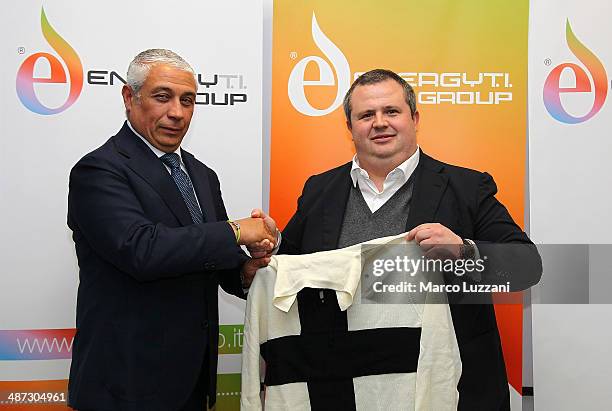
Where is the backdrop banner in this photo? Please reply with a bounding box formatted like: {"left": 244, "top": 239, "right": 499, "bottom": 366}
{"left": 0, "top": 1, "right": 262, "bottom": 410}
{"left": 528, "top": 0, "right": 612, "bottom": 409}
{"left": 270, "top": 0, "right": 529, "bottom": 396}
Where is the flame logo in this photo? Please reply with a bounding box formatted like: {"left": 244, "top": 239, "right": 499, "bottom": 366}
{"left": 16, "top": 7, "right": 83, "bottom": 115}
{"left": 288, "top": 13, "right": 351, "bottom": 116}
{"left": 543, "top": 19, "right": 608, "bottom": 124}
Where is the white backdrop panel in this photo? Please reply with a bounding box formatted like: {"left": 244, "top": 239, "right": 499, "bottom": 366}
{"left": 528, "top": 0, "right": 611, "bottom": 243}
{"left": 528, "top": 1, "right": 612, "bottom": 409}
{"left": 0, "top": 0, "right": 262, "bottom": 380}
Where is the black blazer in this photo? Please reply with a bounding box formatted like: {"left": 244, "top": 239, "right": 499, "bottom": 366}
{"left": 67, "top": 122, "right": 246, "bottom": 411}
{"left": 279, "top": 151, "right": 542, "bottom": 411}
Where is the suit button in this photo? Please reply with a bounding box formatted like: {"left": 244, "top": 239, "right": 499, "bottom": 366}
{"left": 203, "top": 263, "right": 216, "bottom": 270}
{"left": 201, "top": 320, "right": 209, "bottom": 330}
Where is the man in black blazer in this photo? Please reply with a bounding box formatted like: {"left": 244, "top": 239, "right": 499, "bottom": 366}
{"left": 279, "top": 69, "right": 541, "bottom": 410}
{"left": 67, "top": 49, "right": 276, "bottom": 411}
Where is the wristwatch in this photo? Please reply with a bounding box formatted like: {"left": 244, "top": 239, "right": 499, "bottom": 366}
{"left": 459, "top": 238, "right": 476, "bottom": 260}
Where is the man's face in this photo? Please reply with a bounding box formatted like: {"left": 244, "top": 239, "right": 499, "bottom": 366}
{"left": 122, "top": 64, "right": 197, "bottom": 153}
{"left": 348, "top": 79, "right": 419, "bottom": 168}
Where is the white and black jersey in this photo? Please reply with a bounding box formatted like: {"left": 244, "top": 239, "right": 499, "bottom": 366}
{"left": 241, "top": 234, "right": 462, "bottom": 411}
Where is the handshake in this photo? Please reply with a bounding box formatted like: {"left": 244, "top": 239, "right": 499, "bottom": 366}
{"left": 229, "top": 209, "right": 279, "bottom": 286}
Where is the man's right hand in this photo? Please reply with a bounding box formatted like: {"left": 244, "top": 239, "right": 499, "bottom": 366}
{"left": 233, "top": 217, "right": 276, "bottom": 246}
{"left": 246, "top": 209, "right": 279, "bottom": 258}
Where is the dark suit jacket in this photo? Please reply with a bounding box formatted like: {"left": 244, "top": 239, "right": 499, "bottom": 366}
{"left": 67, "top": 122, "right": 246, "bottom": 411}
{"left": 279, "top": 151, "right": 542, "bottom": 411}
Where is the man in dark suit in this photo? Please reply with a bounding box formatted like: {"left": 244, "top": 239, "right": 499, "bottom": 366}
{"left": 278, "top": 69, "right": 541, "bottom": 410}
{"left": 67, "top": 49, "right": 276, "bottom": 411}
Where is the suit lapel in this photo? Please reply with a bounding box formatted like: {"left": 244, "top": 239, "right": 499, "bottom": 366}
{"left": 405, "top": 152, "right": 448, "bottom": 230}
{"left": 322, "top": 163, "right": 353, "bottom": 250}
{"left": 113, "top": 122, "right": 194, "bottom": 226}
{"left": 182, "top": 150, "right": 216, "bottom": 222}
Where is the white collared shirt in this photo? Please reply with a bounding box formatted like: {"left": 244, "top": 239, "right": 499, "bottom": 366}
{"left": 350, "top": 147, "right": 420, "bottom": 213}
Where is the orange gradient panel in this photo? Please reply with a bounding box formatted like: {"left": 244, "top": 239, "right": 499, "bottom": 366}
{"left": 0, "top": 380, "right": 69, "bottom": 410}
{"left": 271, "top": 0, "right": 528, "bottom": 392}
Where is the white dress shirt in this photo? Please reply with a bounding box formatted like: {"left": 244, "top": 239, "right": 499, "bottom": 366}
{"left": 350, "top": 147, "right": 420, "bottom": 213}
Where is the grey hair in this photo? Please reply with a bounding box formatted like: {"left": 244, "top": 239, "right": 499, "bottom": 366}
{"left": 343, "top": 69, "right": 417, "bottom": 126}
{"left": 126, "top": 48, "right": 196, "bottom": 94}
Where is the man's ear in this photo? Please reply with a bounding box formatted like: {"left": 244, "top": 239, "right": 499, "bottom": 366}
{"left": 346, "top": 120, "right": 355, "bottom": 140}
{"left": 122, "top": 85, "right": 134, "bottom": 114}
{"left": 413, "top": 110, "right": 420, "bottom": 131}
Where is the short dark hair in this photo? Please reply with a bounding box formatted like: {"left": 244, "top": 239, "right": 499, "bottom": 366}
{"left": 343, "top": 69, "right": 417, "bottom": 126}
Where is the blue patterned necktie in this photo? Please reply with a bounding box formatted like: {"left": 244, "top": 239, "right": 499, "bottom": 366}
{"left": 160, "top": 153, "right": 204, "bottom": 224}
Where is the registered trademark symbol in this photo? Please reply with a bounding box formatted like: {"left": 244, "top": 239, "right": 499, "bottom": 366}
{"left": 289, "top": 51, "right": 298, "bottom": 60}
{"left": 17, "top": 47, "right": 25, "bottom": 55}
{"left": 544, "top": 58, "right": 552, "bottom": 66}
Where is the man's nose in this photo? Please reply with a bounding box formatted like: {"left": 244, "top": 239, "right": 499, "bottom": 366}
{"left": 167, "top": 98, "right": 185, "bottom": 120}
{"left": 373, "top": 112, "right": 388, "bottom": 128}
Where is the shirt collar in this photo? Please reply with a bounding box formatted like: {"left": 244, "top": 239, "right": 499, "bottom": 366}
{"left": 350, "top": 146, "right": 420, "bottom": 187}
{"left": 127, "top": 120, "right": 182, "bottom": 161}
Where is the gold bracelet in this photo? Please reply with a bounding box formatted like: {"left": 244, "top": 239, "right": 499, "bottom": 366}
{"left": 227, "top": 220, "right": 241, "bottom": 243}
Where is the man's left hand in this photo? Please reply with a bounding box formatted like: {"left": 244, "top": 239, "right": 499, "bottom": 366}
{"left": 406, "top": 223, "right": 462, "bottom": 259}
{"left": 241, "top": 256, "right": 271, "bottom": 288}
